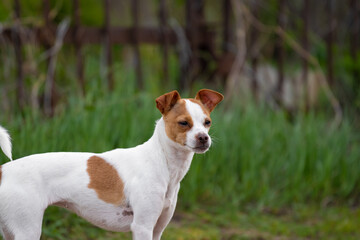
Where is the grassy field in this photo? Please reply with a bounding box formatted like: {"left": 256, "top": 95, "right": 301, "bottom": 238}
{"left": 2, "top": 89, "right": 359, "bottom": 207}
{"left": 40, "top": 205, "right": 360, "bottom": 240}
{"left": 0, "top": 46, "right": 359, "bottom": 239}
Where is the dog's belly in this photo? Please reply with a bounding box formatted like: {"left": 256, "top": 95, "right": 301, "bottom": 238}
{"left": 81, "top": 208, "right": 133, "bottom": 232}
{"left": 53, "top": 201, "right": 133, "bottom": 232}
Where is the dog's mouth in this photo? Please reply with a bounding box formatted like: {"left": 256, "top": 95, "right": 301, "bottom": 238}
{"left": 189, "top": 144, "right": 210, "bottom": 153}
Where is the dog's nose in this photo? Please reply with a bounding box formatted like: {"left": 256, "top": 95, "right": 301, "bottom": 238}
{"left": 197, "top": 133, "right": 209, "bottom": 144}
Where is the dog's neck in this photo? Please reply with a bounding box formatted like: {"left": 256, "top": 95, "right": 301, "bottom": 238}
{"left": 151, "top": 118, "right": 194, "bottom": 183}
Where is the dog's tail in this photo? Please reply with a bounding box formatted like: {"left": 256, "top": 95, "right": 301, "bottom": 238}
{"left": 0, "top": 125, "right": 12, "bottom": 161}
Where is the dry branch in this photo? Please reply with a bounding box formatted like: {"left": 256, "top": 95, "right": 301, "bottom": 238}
{"left": 230, "top": 2, "right": 342, "bottom": 127}
{"left": 43, "top": 18, "right": 70, "bottom": 116}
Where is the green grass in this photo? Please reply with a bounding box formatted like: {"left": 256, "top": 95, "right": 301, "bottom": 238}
{"left": 2, "top": 91, "right": 359, "bottom": 209}
{"left": 184, "top": 104, "right": 360, "bottom": 209}
{"left": 39, "top": 205, "right": 360, "bottom": 239}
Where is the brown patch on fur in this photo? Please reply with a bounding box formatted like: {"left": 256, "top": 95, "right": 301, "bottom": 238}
{"left": 163, "top": 99, "right": 193, "bottom": 145}
{"left": 156, "top": 90, "right": 181, "bottom": 114}
{"left": 87, "top": 156, "right": 125, "bottom": 206}
{"left": 195, "top": 89, "right": 224, "bottom": 112}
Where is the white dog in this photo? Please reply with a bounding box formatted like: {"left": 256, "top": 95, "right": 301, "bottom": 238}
{"left": 0, "top": 89, "right": 223, "bottom": 240}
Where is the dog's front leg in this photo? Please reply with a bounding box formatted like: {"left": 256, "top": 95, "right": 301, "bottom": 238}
{"left": 130, "top": 192, "right": 164, "bottom": 240}
{"left": 153, "top": 184, "right": 180, "bottom": 240}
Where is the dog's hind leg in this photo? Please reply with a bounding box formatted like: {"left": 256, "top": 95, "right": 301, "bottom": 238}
{"left": 1, "top": 210, "right": 44, "bottom": 240}
{"left": 1, "top": 227, "right": 14, "bottom": 240}
{"left": 0, "top": 190, "right": 45, "bottom": 240}
{"left": 1, "top": 211, "right": 44, "bottom": 240}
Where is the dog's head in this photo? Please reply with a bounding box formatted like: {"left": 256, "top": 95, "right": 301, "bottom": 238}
{"left": 156, "top": 89, "right": 223, "bottom": 153}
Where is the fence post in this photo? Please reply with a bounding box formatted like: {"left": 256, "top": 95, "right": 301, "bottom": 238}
{"left": 221, "top": 0, "right": 232, "bottom": 84}
{"left": 250, "top": 0, "right": 259, "bottom": 99}
{"left": 222, "top": 0, "right": 231, "bottom": 53}
{"left": 179, "top": 0, "right": 193, "bottom": 91}
{"left": 103, "top": 0, "right": 114, "bottom": 91}
{"left": 43, "top": 0, "right": 55, "bottom": 116}
{"left": 302, "top": 0, "right": 309, "bottom": 109}
{"left": 73, "top": 0, "right": 85, "bottom": 95}
{"left": 159, "top": 0, "right": 169, "bottom": 88}
{"left": 349, "top": 0, "right": 359, "bottom": 82}
{"left": 131, "top": 0, "right": 144, "bottom": 90}
{"left": 326, "top": 0, "right": 335, "bottom": 87}
{"left": 13, "top": 0, "right": 25, "bottom": 110}
{"left": 275, "top": 0, "right": 286, "bottom": 102}
{"left": 181, "top": 0, "right": 204, "bottom": 91}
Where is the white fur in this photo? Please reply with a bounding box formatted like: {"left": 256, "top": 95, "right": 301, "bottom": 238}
{"left": 0, "top": 100, "right": 213, "bottom": 240}
{"left": 184, "top": 99, "right": 211, "bottom": 153}
{"left": 0, "top": 126, "right": 12, "bottom": 161}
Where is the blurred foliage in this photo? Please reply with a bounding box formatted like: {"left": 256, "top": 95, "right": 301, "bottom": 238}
{"left": 0, "top": 0, "right": 359, "bottom": 239}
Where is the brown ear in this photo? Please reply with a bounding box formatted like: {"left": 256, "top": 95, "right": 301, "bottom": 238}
{"left": 195, "top": 89, "right": 224, "bottom": 112}
{"left": 156, "top": 90, "right": 181, "bottom": 114}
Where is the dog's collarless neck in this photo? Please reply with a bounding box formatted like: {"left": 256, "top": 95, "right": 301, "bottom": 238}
{"left": 153, "top": 118, "right": 194, "bottom": 182}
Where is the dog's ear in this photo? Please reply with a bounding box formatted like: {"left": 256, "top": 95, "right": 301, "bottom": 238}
{"left": 156, "top": 90, "right": 181, "bottom": 115}
{"left": 195, "top": 89, "right": 224, "bottom": 113}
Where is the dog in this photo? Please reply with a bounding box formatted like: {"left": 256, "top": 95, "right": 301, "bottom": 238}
{"left": 0, "top": 89, "right": 223, "bottom": 240}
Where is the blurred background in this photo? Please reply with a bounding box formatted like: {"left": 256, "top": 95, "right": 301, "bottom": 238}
{"left": 0, "top": 0, "right": 359, "bottom": 239}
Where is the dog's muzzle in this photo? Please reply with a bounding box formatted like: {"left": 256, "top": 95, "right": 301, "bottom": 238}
{"left": 193, "top": 133, "right": 210, "bottom": 153}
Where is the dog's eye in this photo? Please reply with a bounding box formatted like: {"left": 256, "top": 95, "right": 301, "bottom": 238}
{"left": 178, "top": 121, "right": 188, "bottom": 126}
{"left": 204, "top": 120, "right": 211, "bottom": 126}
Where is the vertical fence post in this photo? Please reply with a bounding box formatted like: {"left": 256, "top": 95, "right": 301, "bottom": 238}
{"left": 159, "top": 0, "right": 169, "bottom": 88}
{"left": 222, "top": 0, "right": 231, "bottom": 53}
{"left": 179, "top": 0, "right": 193, "bottom": 91}
{"left": 104, "top": 0, "right": 114, "bottom": 90}
{"left": 13, "top": 0, "right": 25, "bottom": 110}
{"left": 275, "top": 0, "right": 286, "bottom": 102}
{"left": 250, "top": 0, "right": 259, "bottom": 99}
{"left": 182, "top": 0, "right": 204, "bottom": 91}
{"left": 349, "top": 0, "right": 359, "bottom": 82}
{"left": 302, "top": 0, "right": 309, "bottom": 109}
{"left": 131, "top": 0, "right": 144, "bottom": 90}
{"left": 221, "top": 0, "right": 232, "bottom": 84}
{"left": 43, "top": 0, "right": 55, "bottom": 116}
{"left": 43, "top": 0, "right": 50, "bottom": 26}
{"left": 73, "top": 0, "right": 85, "bottom": 95}
{"left": 326, "top": 0, "right": 335, "bottom": 87}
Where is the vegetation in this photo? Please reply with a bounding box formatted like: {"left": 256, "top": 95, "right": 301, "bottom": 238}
{"left": 0, "top": 0, "right": 359, "bottom": 239}
{"left": 2, "top": 76, "right": 359, "bottom": 208}
{"left": 39, "top": 205, "right": 360, "bottom": 240}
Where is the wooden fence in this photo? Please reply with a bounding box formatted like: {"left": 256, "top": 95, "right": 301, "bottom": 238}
{"left": 2, "top": 0, "right": 235, "bottom": 114}
{"left": 1, "top": 0, "right": 359, "bottom": 116}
